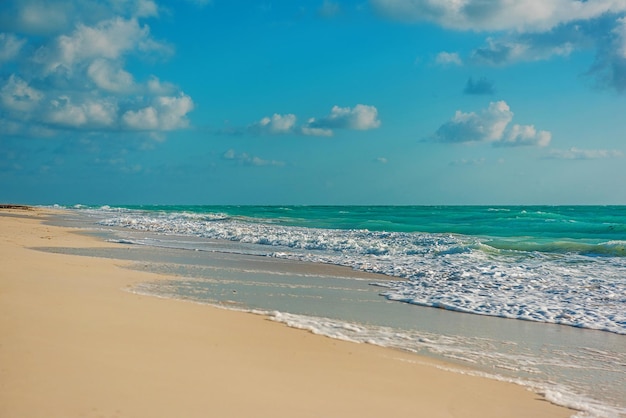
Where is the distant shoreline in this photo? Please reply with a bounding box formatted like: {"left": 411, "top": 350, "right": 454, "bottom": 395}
{"left": 0, "top": 204, "right": 33, "bottom": 210}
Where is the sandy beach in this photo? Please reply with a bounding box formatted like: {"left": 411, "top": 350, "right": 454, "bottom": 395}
{"left": 0, "top": 207, "right": 573, "bottom": 418}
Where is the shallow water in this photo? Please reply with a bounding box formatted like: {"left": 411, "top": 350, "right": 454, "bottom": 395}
{"left": 86, "top": 205, "right": 626, "bottom": 335}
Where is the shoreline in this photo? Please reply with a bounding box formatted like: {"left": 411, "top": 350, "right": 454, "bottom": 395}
{"left": 0, "top": 207, "right": 574, "bottom": 417}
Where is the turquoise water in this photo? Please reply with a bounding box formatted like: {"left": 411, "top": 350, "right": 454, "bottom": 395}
{"left": 112, "top": 205, "right": 626, "bottom": 255}
{"left": 114, "top": 205, "right": 625, "bottom": 234}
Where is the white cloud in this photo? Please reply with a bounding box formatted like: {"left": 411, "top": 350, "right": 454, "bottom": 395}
{"left": 245, "top": 105, "right": 381, "bottom": 137}
{"left": 122, "top": 93, "right": 194, "bottom": 131}
{"left": 433, "top": 101, "right": 551, "bottom": 147}
{"left": 0, "top": 75, "right": 43, "bottom": 112}
{"left": 134, "top": 0, "right": 159, "bottom": 18}
{"left": 249, "top": 113, "right": 297, "bottom": 134}
{"left": 156, "top": 94, "right": 194, "bottom": 130}
{"left": 0, "top": 2, "right": 192, "bottom": 137}
{"left": 122, "top": 106, "right": 159, "bottom": 130}
{"left": 87, "top": 59, "right": 135, "bottom": 93}
{"left": 0, "top": 73, "right": 192, "bottom": 132}
{"left": 371, "top": 0, "right": 626, "bottom": 32}
{"left": 434, "top": 101, "right": 513, "bottom": 143}
{"left": 500, "top": 124, "right": 551, "bottom": 147}
{"left": 376, "top": 157, "right": 388, "bottom": 164}
{"left": 435, "top": 51, "right": 462, "bottom": 66}
{"left": 546, "top": 147, "right": 624, "bottom": 159}
{"left": 37, "top": 17, "right": 166, "bottom": 75}
{"left": 1, "top": 77, "right": 193, "bottom": 133}
{"left": 306, "top": 104, "right": 381, "bottom": 131}
{"left": 0, "top": 33, "right": 26, "bottom": 63}
{"left": 46, "top": 95, "right": 118, "bottom": 128}
{"left": 147, "top": 76, "right": 177, "bottom": 95}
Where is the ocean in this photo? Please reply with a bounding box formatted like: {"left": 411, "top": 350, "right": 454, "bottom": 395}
{"left": 49, "top": 205, "right": 626, "bottom": 417}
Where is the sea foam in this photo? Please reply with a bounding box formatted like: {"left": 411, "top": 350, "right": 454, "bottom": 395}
{"left": 98, "top": 211, "right": 626, "bottom": 335}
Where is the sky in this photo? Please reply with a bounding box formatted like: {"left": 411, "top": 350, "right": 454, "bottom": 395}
{"left": 1, "top": 0, "right": 625, "bottom": 205}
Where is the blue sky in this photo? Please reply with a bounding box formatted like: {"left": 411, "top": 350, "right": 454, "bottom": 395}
{"left": 1, "top": 0, "right": 625, "bottom": 205}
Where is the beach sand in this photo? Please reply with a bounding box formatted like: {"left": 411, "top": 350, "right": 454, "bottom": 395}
{"left": 0, "top": 207, "right": 573, "bottom": 418}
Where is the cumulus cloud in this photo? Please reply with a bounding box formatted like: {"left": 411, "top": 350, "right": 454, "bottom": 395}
{"left": 245, "top": 105, "right": 381, "bottom": 137}
{"left": 435, "top": 51, "right": 462, "bottom": 66}
{"left": 249, "top": 113, "right": 297, "bottom": 135}
{"left": 371, "top": 0, "right": 626, "bottom": 32}
{"left": 122, "top": 93, "right": 193, "bottom": 131}
{"left": 134, "top": 0, "right": 159, "bottom": 18}
{"left": 499, "top": 124, "right": 551, "bottom": 147}
{"left": 35, "top": 17, "right": 169, "bottom": 76}
{"left": 0, "top": 1, "right": 192, "bottom": 138}
{"left": 147, "top": 76, "right": 177, "bottom": 95}
{"left": 463, "top": 77, "right": 495, "bottom": 95}
{"left": 433, "top": 101, "right": 551, "bottom": 147}
{"left": 123, "top": 106, "right": 158, "bottom": 130}
{"left": 222, "top": 149, "right": 285, "bottom": 167}
{"left": 1, "top": 75, "right": 43, "bottom": 112}
{"left": 434, "top": 101, "right": 513, "bottom": 144}
{"left": 154, "top": 94, "right": 194, "bottom": 130}
{"left": 306, "top": 104, "right": 381, "bottom": 131}
{"left": 47, "top": 95, "right": 118, "bottom": 128}
{"left": 87, "top": 59, "right": 135, "bottom": 93}
{"left": 545, "top": 147, "right": 623, "bottom": 159}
